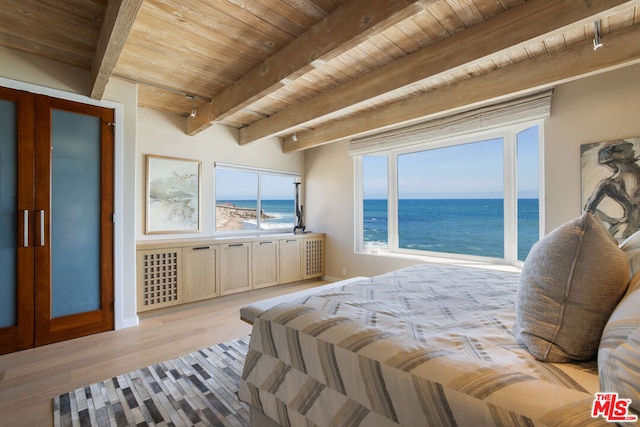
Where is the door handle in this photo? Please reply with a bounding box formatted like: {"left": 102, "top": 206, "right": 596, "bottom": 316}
{"left": 22, "top": 210, "right": 29, "bottom": 247}
{"left": 38, "top": 210, "right": 45, "bottom": 246}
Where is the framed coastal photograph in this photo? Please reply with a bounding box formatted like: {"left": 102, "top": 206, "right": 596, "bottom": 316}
{"left": 581, "top": 137, "right": 640, "bottom": 239}
{"left": 145, "top": 154, "right": 201, "bottom": 234}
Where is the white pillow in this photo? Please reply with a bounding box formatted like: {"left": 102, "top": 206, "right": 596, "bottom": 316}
{"left": 620, "top": 230, "right": 640, "bottom": 276}
{"left": 515, "top": 211, "right": 629, "bottom": 362}
{"left": 599, "top": 272, "right": 640, "bottom": 414}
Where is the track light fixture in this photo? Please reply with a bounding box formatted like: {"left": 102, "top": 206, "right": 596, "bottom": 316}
{"left": 593, "top": 20, "right": 604, "bottom": 51}
{"left": 186, "top": 94, "right": 197, "bottom": 118}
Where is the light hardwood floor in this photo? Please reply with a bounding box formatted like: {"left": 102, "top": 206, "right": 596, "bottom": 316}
{"left": 0, "top": 280, "right": 325, "bottom": 426}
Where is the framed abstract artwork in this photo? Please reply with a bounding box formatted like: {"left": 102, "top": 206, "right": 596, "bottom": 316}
{"left": 581, "top": 137, "right": 640, "bottom": 239}
{"left": 145, "top": 154, "right": 201, "bottom": 234}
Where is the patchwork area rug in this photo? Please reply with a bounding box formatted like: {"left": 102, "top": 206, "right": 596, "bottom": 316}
{"left": 53, "top": 336, "right": 250, "bottom": 427}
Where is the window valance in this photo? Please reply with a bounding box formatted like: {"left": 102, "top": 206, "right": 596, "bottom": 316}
{"left": 347, "top": 89, "right": 553, "bottom": 156}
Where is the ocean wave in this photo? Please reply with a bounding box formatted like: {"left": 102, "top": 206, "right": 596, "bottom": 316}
{"left": 243, "top": 218, "right": 294, "bottom": 230}
{"left": 260, "top": 222, "right": 294, "bottom": 230}
{"left": 364, "top": 241, "right": 389, "bottom": 251}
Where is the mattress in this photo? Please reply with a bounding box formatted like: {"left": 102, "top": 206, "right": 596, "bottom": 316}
{"left": 239, "top": 264, "right": 605, "bottom": 426}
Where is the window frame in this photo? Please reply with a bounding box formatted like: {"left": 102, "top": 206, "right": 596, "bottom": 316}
{"left": 214, "top": 162, "right": 301, "bottom": 235}
{"left": 354, "top": 121, "right": 544, "bottom": 265}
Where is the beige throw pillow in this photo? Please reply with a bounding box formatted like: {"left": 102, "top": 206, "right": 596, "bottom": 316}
{"left": 515, "top": 211, "right": 629, "bottom": 362}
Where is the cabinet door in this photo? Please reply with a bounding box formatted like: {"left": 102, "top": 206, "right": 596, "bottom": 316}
{"left": 252, "top": 241, "right": 279, "bottom": 289}
{"left": 220, "top": 243, "right": 251, "bottom": 295}
{"left": 183, "top": 245, "right": 219, "bottom": 302}
{"left": 279, "top": 239, "right": 302, "bottom": 283}
{"left": 137, "top": 248, "right": 182, "bottom": 312}
{"left": 303, "top": 237, "right": 325, "bottom": 279}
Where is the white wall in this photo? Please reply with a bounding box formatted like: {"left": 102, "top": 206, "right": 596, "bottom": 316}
{"left": 305, "top": 63, "right": 640, "bottom": 280}
{"left": 135, "top": 108, "right": 305, "bottom": 240}
{"left": 544, "top": 64, "right": 640, "bottom": 231}
{"left": 0, "top": 48, "right": 90, "bottom": 95}
{"left": 104, "top": 78, "right": 138, "bottom": 329}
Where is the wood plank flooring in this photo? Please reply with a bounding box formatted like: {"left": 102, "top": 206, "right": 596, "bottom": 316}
{"left": 0, "top": 280, "right": 325, "bottom": 426}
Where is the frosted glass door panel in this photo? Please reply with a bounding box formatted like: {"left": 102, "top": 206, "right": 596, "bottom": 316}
{"left": 50, "top": 110, "right": 101, "bottom": 318}
{"left": 0, "top": 100, "right": 17, "bottom": 327}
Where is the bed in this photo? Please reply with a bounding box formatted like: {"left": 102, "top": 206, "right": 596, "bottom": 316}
{"left": 238, "top": 212, "right": 640, "bottom": 426}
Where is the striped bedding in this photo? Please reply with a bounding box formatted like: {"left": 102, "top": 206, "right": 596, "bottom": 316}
{"left": 239, "top": 264, "right": 606, "bottom": 426}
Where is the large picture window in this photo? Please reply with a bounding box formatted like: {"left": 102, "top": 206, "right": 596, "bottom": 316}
{"left": 215, "top": 163, "right": 300, "bottom": 233}
{"left": 356, "top": 123, "right": 542, "bottom": 263}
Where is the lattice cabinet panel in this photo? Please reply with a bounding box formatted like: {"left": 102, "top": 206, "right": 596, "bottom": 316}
{"left": 303, "top": 237, "right": 325, "bottom": 279}
{"left": 137, "top": 248, "right": 183, "bottom": 312}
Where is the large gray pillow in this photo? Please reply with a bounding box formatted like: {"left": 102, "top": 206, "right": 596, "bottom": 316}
{"left": 515, "top": 211, "right": 629, "bottom": 362}
{"left": 599, "top": 272, "right": 640, "bottom": 414}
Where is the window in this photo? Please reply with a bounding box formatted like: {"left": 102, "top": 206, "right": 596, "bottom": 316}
{"left": 214, "top": 163, "right": 300, "bottom": 233}
{"left": 357, "top": 124, "right": 541, "bottom": 263}
{"left": 362, "top": 155, "right": 389, "bottom": 250}
{"left": 517, "top": 126, "right": 540, "bottom": 261}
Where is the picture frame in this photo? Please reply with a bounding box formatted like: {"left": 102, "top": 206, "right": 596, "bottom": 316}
{"left": 145, "top": 154, "right": 201, "bottom": 234}
{"left": 581, "top": 137, "right": 640, "bottom": 239}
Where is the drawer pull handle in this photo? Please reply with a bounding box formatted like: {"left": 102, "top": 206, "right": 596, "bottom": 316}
{"left": 260, "top": 241, "right": 273, "bottom": 245}
{"left": 228, "top": 243, "right": 244, "bottom": 247}
{"left": 193, "top": 246, "right": 210, "bottom": 250}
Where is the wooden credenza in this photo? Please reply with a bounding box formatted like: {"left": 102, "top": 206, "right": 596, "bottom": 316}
{"left": 136, "top": 233, "right": 325, "bottom": 312}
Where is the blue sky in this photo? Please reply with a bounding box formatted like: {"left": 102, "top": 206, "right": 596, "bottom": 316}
{"left": 216, "top": 169, "right": 297, "bottom": 200}
{"left": 364, "top": 126, "right": 539, "bottom": 199}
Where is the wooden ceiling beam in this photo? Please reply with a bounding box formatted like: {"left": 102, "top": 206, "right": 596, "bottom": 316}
{"left": 283, "top": 23, "right": 640, "bottom": 152}
{"left": 186, "top": 0, "right": 435, "bottom": 136}
{"left": 90, "top": 0, "right": 143, "bottom": 100}
{"left": 242, "top": 0, "right": 640, "bottom": 145}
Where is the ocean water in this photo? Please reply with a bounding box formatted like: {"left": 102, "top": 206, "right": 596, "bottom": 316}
{"left": 219, "top": 198, "right": 540, "bottom": 261}
{"left": 218, "top": 199, "right": 296, "bottom": 230}
{"left": 364, "top": 199, "right": 539, "bottom": 261}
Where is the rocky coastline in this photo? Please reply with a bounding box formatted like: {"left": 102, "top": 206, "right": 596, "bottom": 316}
{"left": 216, "top": 203, "right": 274, "bottom": 230}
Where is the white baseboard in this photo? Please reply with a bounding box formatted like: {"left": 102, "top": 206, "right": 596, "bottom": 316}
{"left": 115, "top": 315, "right": 139, "bottom": 330}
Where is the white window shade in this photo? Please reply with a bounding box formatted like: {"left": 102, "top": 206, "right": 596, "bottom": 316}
{"left": 347, "top": 89, "right": 553, "bottom": 156}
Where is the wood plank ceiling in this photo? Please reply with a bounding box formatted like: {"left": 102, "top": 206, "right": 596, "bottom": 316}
{"left": 1, "top": 0, "right": 639, "bottom": 152}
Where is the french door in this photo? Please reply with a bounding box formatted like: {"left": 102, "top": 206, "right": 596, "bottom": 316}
{"left": 0, "top": 86, "right": 114, "bottom": 355}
